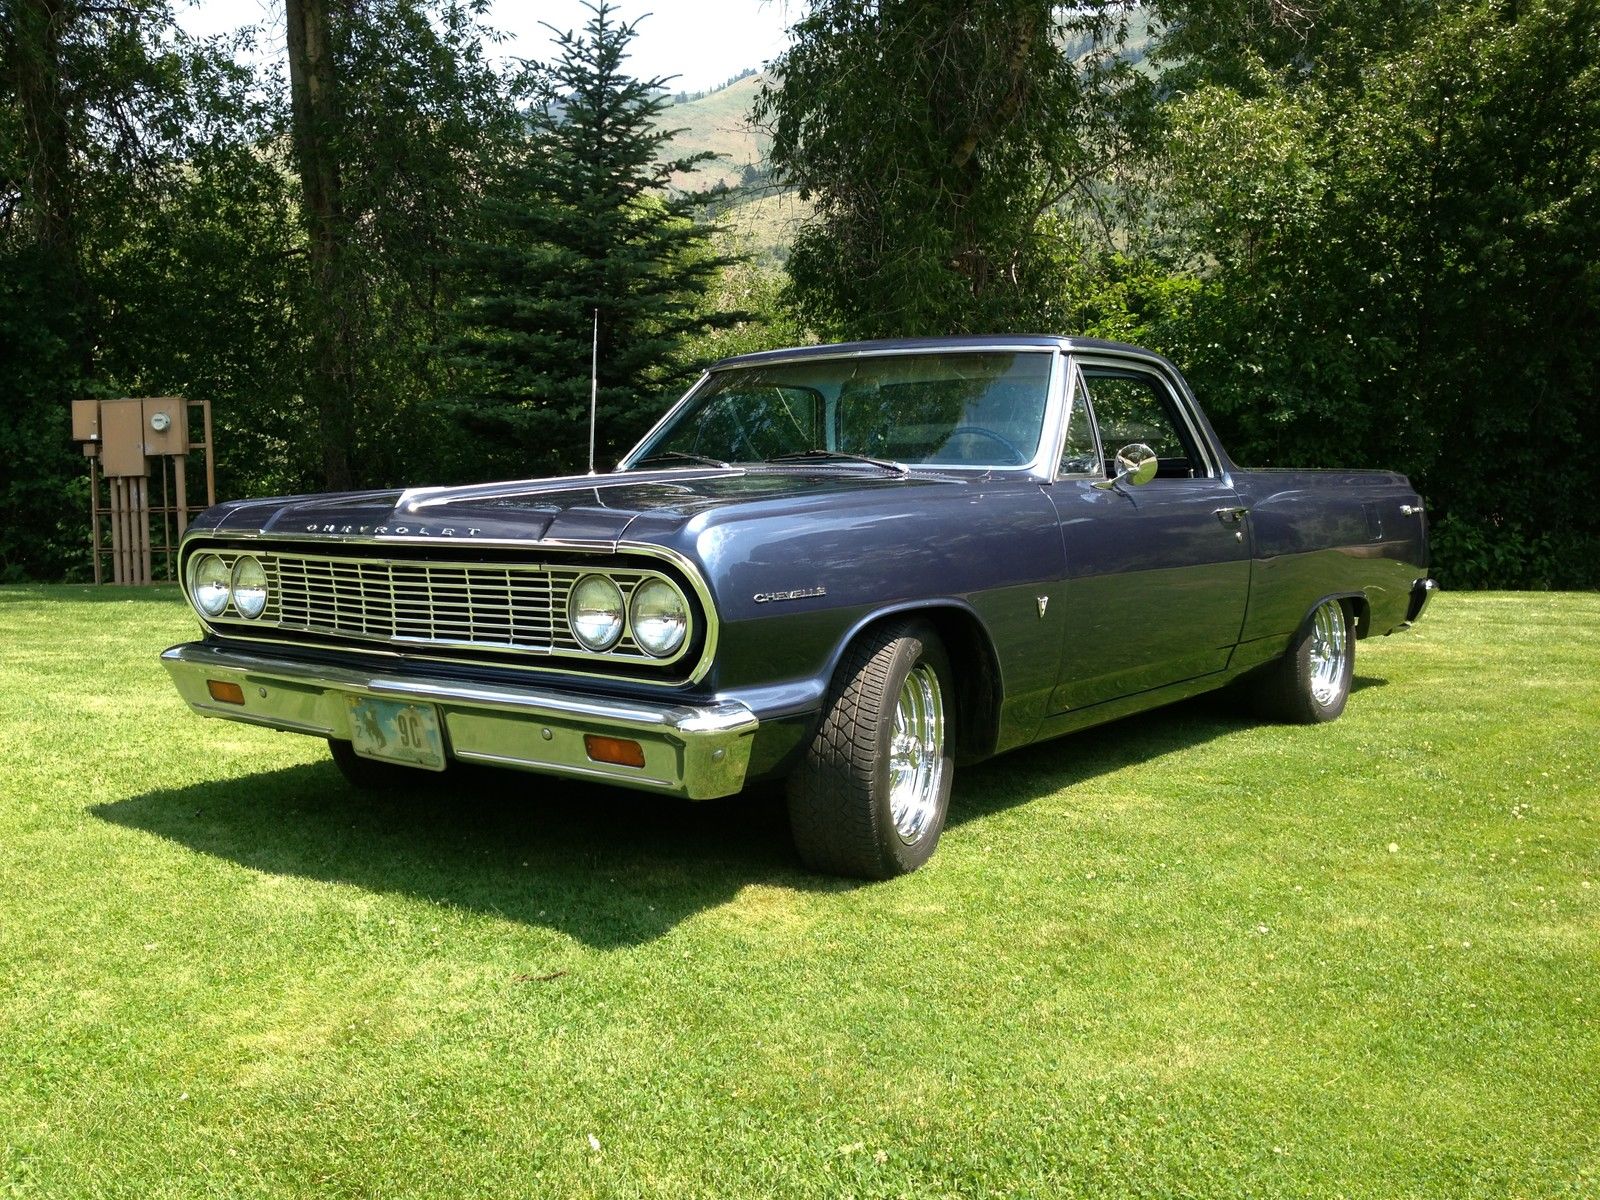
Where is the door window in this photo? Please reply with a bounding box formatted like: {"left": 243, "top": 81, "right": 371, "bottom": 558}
{"left": 1081, "top": 370, "right": 1206, "bottom": 479}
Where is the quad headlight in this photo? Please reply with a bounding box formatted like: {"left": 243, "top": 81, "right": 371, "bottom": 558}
{"left": 190, "top": 554, "right": 231, "bottom": 616}
{"left": 188, "top": 552, "right": 270, "bottom": 619}
{"left": 567, "top": 573, "right": 691, "bottom": 657}
{"left": 230, "top": 555, "right": 269, "bottom": 619}
{"left": 568, "top": 574, "right": 625, "bottom": 651}
{"left": 629, "top": 578, "right": 689, "bottom": 657}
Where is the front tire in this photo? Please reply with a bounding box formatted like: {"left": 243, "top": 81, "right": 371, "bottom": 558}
{"left": 786, "top": 620, "right": 955, "bottom": 879}
{"left": 1249, "top": 598, "right": 1354, "bottom": 724}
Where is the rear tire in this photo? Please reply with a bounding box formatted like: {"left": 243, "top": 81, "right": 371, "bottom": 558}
{"left": 327, "top": 739, "right": 451, "bottom": 791}
{"left": 786, "top": 620, "right": 954, "bottom": 879}
{"left": 1248, "top": 598, "right": 1354, "bottom": 724}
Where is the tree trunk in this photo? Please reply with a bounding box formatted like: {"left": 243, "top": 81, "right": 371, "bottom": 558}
{"left": 8, "top": 0, "right": 92, "bottom": 371}
{"left": 285, "top": 0, "right": 356, "bottom": 490}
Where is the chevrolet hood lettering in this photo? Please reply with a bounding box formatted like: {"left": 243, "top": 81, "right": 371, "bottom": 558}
{"left": 302, "top": 524, "right": 484, "bottom": 537}
{"left": 198, "top": 470, "right": 948, "bottom": 546}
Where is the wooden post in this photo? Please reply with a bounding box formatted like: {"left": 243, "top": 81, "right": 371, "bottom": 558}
{"left": 89, "top": 454, "right": 102, "bottom": 584}
{"left": 120, "top": 479, "right": 134, "bottom": 585}
{"left": 137, "top": 475, "right": 152, "bottom": 584}
{"left": 174, "top": 454, "right": 189, "bottom": 538}
{"left": 202, "top": 399, "right": 215, "bottom": 506}
{"left": 109, "top": 478, "right": 124, "bottom": 584}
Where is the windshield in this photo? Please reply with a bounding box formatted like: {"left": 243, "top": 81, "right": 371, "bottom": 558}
{"left": 628, "top": 351, "right": 1055, "bottom": 469}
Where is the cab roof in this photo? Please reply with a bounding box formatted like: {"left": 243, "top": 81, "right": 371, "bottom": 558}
{"left": 710, "top": 335, "right": 1153, "bottom": 372}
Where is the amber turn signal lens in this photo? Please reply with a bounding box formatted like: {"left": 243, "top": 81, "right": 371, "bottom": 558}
{"left": 206, "top": 679, "right": 245, "bottom": 705}
{"left": 584, "top": 734, "right": 646, "bottom": 768}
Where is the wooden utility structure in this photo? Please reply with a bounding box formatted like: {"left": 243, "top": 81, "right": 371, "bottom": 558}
{"left": 72, "top": 397, "right": 215, "bottom": 585}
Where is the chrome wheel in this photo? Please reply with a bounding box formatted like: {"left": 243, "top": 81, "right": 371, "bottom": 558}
{"left": 1308, "top": 600, "right": 1349, "bottom": 706}
{"left": 888, "top": 661, "right": 946, "bottom": 845}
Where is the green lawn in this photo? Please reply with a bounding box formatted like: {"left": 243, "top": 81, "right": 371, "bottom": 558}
{"left": 1, "top": 586, "right": 1595, "bottom": 1198}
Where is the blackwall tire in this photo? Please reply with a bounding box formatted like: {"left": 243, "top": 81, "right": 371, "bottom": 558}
{"left": 1249, "top": 598, "right": 1354, "bottom": 724}
{"left": 786, "top": 620, "right": 955, "bottom": 879}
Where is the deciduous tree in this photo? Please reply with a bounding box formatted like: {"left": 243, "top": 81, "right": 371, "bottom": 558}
{"left": 755, "top": 0, "right": 1150, "bottom": 338}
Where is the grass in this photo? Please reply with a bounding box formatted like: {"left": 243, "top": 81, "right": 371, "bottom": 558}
{"left": 1, "top": 585, "right": 1596, "bottom": 1198}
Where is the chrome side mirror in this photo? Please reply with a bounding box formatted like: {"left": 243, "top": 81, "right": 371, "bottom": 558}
{"left": 1093, "top": 443, "right": 1158, "bottom": 490}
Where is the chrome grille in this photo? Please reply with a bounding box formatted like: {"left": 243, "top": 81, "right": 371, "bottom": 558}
{"left": 271, "top": 557, "right": 563, "bottom": 649}
{"left": 198, "top": 549, "right": 674, "bottom": 663}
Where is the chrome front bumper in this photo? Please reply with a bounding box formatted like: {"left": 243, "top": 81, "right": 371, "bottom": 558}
{"left": 161, "top": 643, "right": 758, "bottom": 799}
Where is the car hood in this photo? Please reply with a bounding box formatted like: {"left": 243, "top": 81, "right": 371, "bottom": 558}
{"left": 191, "top": 468, "right": 960, "bottom": 548}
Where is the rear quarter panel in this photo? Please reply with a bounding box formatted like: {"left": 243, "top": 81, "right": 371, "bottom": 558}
{"left": 1231, "top": 469, "right": 1429, "bottom": 655}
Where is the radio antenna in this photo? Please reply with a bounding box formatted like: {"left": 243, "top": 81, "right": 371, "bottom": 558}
{"left": 588, "top": 309, "right": 599, "bottom": 476}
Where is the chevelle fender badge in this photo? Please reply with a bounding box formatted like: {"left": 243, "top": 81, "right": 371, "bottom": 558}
{"left": 753, "top": 586, "right": 827, "bottom": 604}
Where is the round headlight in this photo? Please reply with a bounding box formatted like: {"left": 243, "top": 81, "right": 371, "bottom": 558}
{"left": 191, "top": 554, "right": 230, "bottom": 616}
{"left": 568, "top": 574, "right": 624, "bottom": 651}
{"left": 629, "top": 578, "right": 688, "bottom": 658}
{"left": 230, "top": 555, "right": 269, "bottom": 619}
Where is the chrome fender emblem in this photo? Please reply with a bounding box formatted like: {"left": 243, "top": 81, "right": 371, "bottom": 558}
{"left": 753, "top": 586, "right": 827, "bottom": 604}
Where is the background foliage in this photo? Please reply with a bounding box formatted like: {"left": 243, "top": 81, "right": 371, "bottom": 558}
{"left": 760, "top": 0, "right": 1598, "bottom": 588}
{"left": 2, "top": 0, "right": 1595, "bottom": 586}
{"left": 447, "top": 3, "right": 742, "bottom": 477}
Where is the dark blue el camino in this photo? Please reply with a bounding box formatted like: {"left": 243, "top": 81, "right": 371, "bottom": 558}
{"left": 163, "top": 336, "right": 1435, "bottom": 878}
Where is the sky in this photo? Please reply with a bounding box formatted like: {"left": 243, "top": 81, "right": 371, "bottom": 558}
{"left": 175, "top": 1, "right": 795, "bottom": 94}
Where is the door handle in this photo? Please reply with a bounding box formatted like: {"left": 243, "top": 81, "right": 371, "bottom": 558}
{"left": 1213, "top": 506, "right": 1249, "bottom": 526}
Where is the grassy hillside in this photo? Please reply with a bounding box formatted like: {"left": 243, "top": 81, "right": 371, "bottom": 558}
{"left": 661, "top": 72, "right": 770, "bottom": 193}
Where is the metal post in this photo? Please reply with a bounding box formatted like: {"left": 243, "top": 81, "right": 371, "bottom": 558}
{"left": 588, "top": 309, "right": 599, "bottom": 476}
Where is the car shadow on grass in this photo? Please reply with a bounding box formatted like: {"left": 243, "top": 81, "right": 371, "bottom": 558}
{"left": 94, "top": 761, "right": 817, "bottom": 948}
{"left": 92, "top": 676, "right": 1386, "bottom": 947}
{"left": 948, "top": 672, "right": 1386, "bottom": 825}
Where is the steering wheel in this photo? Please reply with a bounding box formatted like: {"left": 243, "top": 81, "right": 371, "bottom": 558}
{"left": 942, "top": 425, "right": 1028, "bottom": 465}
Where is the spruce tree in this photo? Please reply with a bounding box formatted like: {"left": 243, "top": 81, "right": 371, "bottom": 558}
{"left": 449, "top": 1, "right": 739, "bottom": 477}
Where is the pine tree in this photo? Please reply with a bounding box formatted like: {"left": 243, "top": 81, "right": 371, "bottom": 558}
{"left": 449, "top": 1, "right": 740, "bottom": 477}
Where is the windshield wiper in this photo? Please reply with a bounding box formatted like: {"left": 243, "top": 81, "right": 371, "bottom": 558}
{"left": 763, "top": 449, "right": 910, "bottom": 477}
{"left": 632, "top": 451, "right": 732, "bottom": 469}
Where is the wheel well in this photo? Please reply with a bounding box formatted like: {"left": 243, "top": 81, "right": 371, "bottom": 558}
{"left": 1348, "top": 594, "right": 1372, "bottom": 638}
{"left": 852, "top": 606, "right": 1003, "bottom": 765}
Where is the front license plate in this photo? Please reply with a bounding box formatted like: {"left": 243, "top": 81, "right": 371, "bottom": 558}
{"left": 345, "top": 695, "right": 446, "bottom": 771}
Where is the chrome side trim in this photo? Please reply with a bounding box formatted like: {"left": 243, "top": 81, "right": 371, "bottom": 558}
{"left": 178, "top": 532, "right": 722, "bottom": 687}
{"left": 161, "top": 642, "right": 758, "bottom": 799}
